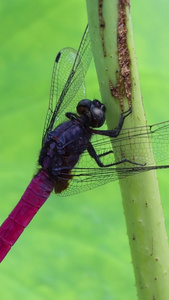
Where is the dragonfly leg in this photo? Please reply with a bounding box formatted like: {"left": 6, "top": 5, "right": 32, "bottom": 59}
{"left": 98, "top": 150, "right": 114, "bottom": 158}
{"left": 102, "top": 158, "right": 146, "bottom": 167}
{"left": 92, "top": 108, "right": 132, "bottom": 137}
{"left": 87, "top": 142, "right": 145, "bottom": 167}
{"left": 65, "top": 112, "right": 79, "bottom": 120}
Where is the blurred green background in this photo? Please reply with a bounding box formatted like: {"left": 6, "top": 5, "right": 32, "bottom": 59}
{"left": 1, "top": 1, "right": 169, "bottom": 299}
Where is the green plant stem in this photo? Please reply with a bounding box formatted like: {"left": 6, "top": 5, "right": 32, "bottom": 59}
{"left": 86, "top": 0, "right": 169, "bottom": 299}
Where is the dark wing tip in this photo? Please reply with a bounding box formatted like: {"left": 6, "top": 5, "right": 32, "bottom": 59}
{"left": 55, "top": 51, "right": 62, "bottom": 62}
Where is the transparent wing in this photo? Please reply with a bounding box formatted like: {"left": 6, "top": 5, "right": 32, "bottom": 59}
{"left": 58, "top": 166, "right": 158, "bottom": 196}
{"left": 91, "top": 119, "right": 169, "bottom": 165}
{"left": 56, "top": 120, "right": 169, "bottom": 196}
{"left": 42, "top": 25, "right": 92, "bottom": 145}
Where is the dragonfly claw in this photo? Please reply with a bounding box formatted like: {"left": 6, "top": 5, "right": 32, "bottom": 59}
{"left": 122, "top": 107, "right": 132, "bottom": 119}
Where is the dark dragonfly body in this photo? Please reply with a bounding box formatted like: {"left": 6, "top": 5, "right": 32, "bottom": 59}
{"left": 0, "top": 25, "right": 169, "bottom": 262}
{"left": 38, "top": 97, "right": 132, "bottom": 194}
{"left": 38, "top": 105, "right": 94, "bottom": 193}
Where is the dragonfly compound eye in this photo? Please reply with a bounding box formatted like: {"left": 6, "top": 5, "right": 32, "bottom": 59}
{"left": 90, "top": 104, "right": 106, "bottom": 128}
{"left": 77, "top": 99, "right": 92, "bottom": 115}
{"left": 77, "top": 99, "right": 106, "bottom": 127}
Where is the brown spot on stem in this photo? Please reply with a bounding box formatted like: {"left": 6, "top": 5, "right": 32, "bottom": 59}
{"left": 132, "top": 234, "right": 136, "bottom": 240}
{"left": 98, "top": 0, "right": 106, "bottom": 56}
{"left": 109, "top": 0, "right": 132, "bottom": 109}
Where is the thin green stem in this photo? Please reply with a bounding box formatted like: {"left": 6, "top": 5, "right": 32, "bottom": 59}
{"left": 86, "top": 0, "right": 169, "bottom": 299}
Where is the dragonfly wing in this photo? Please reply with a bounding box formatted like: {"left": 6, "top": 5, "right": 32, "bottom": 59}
{"left": 110, "top": 120, "right": 169, "bottom": 165}
{"left": 57, "top": 165, "right": 149, "bottom": 197}
{"left": 90, "top": 120, "right": 169, "bottom": 166}
{"left": 42, "top": 25, "right": 92, "bottom": 145}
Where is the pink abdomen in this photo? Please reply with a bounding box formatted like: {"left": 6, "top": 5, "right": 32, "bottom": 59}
{"left": 0, "top": 171, "right": 54, "bottom": 262}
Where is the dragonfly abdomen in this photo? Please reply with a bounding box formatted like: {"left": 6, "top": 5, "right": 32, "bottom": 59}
{"left": 0, "top": 171, "right": 54, "bottom": 262}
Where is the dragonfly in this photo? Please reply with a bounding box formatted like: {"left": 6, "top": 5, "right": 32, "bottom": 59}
{"left": 0, "top": 25, "right": 169, "bottom": 263}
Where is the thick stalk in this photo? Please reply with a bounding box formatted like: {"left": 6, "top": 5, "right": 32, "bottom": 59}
{"left": 86, "top": 0, "right": 169, "bottom": 299}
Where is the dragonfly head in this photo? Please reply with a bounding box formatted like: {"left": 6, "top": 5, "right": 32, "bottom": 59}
{"left": 77, "top": 99, "right": 106, "bottom": 128}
